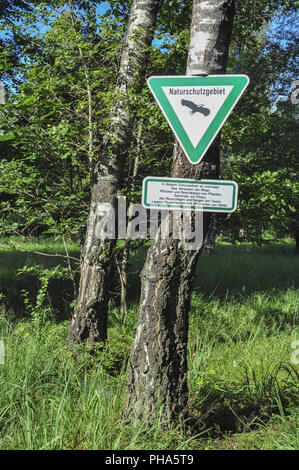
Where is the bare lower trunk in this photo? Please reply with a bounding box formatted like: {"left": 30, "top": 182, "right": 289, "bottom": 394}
{"left": 124, "top": 0, "right": 235, "bottom": 427}
{"left": 67, "top": 0, "right": 161, "bottom": 348}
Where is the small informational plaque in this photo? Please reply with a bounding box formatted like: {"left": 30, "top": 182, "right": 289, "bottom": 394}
{"left": 142, "top": 177, "right": 238, "bottom": 213}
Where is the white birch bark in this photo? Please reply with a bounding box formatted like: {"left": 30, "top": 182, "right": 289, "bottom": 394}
{"left": 67, "top": 0, "right": 161, "bottom": 348}
{"left": 125, "top": 0, "right": 235, "bottom": 427}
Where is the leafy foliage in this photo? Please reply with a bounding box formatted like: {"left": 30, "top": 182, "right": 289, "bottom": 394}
{"left": 0, "top": 1, "right": 298, "bottom": 245}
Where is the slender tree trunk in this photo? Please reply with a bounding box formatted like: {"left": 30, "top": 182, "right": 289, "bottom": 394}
{"left": 67, "top": 0, "right": 161, "bottom": 348}
{"left": 120, "top": 119, "right": 143, "bottom": 315}
{"left": 124, "top": 0, "right": 235, "bottom": 427}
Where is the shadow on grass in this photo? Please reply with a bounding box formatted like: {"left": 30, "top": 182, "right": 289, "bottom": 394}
{"left": 193, "top": 242, "right": 299, "bottom": 300}
{"left": 0, "top": 240, "right": 298, "bottom": 320}
{"left": 189, "top": 363, "right": 299, "bottom": 437}
{"left": 0, "top": 243, "right": 80, "bottom": 320}
{"left": 127, "top": 241, "right": 299, "bottom": 303}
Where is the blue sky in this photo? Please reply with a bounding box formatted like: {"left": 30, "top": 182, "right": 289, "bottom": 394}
{"left": 0, "top": 1, "right": 110, "bottom": 39}
{"left": 0, "top": 1, "right": 296, "bottom": 45}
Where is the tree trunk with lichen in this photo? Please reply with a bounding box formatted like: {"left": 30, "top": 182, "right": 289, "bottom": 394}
{"left": 119, "top": 120, "right": 143, "bottom": 315}
{"left": 67, "top": 0, "right": 161, "bottom": 348}
{"left": 124, "top": 0, "right": 235, "bottom": 427}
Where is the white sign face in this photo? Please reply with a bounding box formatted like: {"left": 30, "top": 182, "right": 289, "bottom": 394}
{"left": 162, "top": 85, "right": 233, "bottom": 148}
{"left": 148, "top": 75, "right": 250, "bottom": 164}
{"left": 142, "top": 177, "right": 238, "bottom": 213}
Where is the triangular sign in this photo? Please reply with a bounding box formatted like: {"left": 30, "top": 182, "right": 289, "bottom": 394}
{"left": 147, "top": 75, "right": 249, "bottom": 164}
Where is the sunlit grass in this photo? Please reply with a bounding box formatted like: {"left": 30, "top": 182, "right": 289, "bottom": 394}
{"left": 0, "top": 238, "right": 298, "bottom": 449}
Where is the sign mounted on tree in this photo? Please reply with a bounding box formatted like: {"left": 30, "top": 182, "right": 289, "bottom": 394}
{"left": 147, "top": 75, "right": 249, "bottom": 164}
{"left": 142, "top": 177, "right": 238, "bottom": 213}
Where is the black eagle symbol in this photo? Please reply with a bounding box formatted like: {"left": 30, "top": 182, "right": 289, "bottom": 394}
{"left": 181, "top": 99, "right": 210, "bottom": 116}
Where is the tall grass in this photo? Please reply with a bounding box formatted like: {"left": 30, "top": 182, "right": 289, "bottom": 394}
{"left": 0, "top": 239, "right": 298, "bottom": 449}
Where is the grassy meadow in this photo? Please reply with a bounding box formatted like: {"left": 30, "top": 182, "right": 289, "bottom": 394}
{"left": 0, "top": 238, "right": 298, "bottom": 450}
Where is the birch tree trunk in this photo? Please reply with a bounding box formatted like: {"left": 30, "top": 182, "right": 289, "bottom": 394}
{"left": 119, "top": 119, "right": 143, "bottom": 315}
{"left": 124, "top": 0, "right": 235, "bottom": 427}
{"left": 67, "top": 0, "right": 161, "bottom": 348}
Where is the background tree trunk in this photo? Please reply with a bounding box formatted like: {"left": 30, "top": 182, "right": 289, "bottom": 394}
{"left": 293, "top": 211, "right": 299, "bottom": 254}
{"left": 119, "top": 119, "right": 143, "bottom": 315}
{"left": 67, "top": 0, "right": 161, "bottom": 348}
{"left": 124, "top": 0, "right": 235, "bottom": 427}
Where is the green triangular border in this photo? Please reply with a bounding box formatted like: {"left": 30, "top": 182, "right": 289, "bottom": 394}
{"left": 147, "top": 75, "right": 249, "bottom": 164}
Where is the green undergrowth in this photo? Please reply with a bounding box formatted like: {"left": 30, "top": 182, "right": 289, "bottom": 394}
{"left": 0, "top": 238, "right": 298, "bottom": 449}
